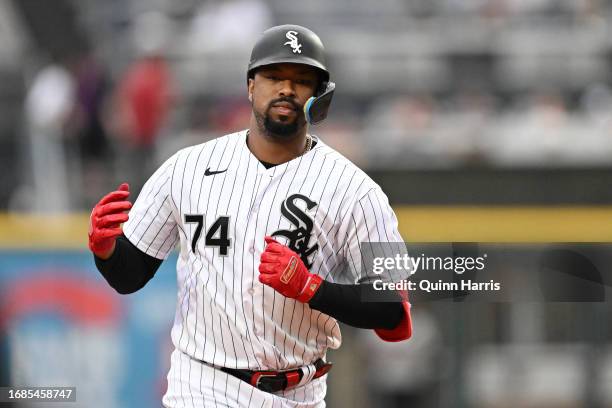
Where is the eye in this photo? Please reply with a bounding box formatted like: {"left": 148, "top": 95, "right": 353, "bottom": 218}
{"left": 296, "top": 79, "right": 313, "bottom": 86}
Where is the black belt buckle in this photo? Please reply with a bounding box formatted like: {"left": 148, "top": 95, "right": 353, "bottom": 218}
{"left": 251, "top": 371, "right": 282, "bottom": 393}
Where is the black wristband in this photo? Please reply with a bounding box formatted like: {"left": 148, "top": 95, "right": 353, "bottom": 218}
{"left": 309, "top": 280, "right": 404, "bottom": 330}
{"left": 94, "top": 235, "right": 162, "bottom": 294}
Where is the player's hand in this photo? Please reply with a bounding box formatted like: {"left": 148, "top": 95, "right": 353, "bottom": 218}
{"left": 88, "top": 183, "right": 132, "bottom": 259}
{"left": 258, "top": 236, "right": 323, "bottom": 303}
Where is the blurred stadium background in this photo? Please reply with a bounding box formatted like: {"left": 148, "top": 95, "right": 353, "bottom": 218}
{"left": 1, "top": 0, "right": 612, "bottom": 406}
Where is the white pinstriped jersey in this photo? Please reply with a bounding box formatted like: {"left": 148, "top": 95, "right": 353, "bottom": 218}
{"left": 123, "top": 129, "right": 403, "bottom": 377}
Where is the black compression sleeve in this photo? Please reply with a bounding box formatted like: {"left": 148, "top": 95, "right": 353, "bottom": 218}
{"left": 94, "top": 235, "right": 162, "bottom": 294}
{"left": 308, "top": 281, "right": 404, "bottom": 330}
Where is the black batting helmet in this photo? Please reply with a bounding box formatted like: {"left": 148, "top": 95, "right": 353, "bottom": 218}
{"left": 247, "top": 24, "right": 329, "bottom": 83}
{"left": 247, "top": 24, "right": 335, "bottom": 125}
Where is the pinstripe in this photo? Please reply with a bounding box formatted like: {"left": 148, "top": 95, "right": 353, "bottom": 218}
{"left": 201, "top": 138, "right": 231, "bottom": 408}
{"left": 251, "top": 163, "right": 278, "bottom": 366}
{"left": 313, "top": 168, "right": 358, "bottom": 280}
{"left": 271, "top": 153, "right": 308, "bottom": 369}
{"left": 368, "top": 191, "right": 391, "bottom": 241}
{"left": 318, "top": 177, "right": 367, "bottom": 281}
{"left": 290, "top": 152, "right": 330, "bottom": 365}
{"left": 224, "top": 139, "right": 255, "bottom": 369}
{"left": 134, "top": 195, "right": 171, "bottom": 247}
{"left": 174, "top": 141, "right": 219, "bottom": 406}
{"left": 304, "top": 166, "right": 357, "bottom": 350}
{"left": 207, "top": 141, "right": 232, "bottom": 408}
{"left": 177, "top": 146, "right": 196, "bottom": 406}
{"left": 281, "top": 149, "right": 320, "bottom": 367}
{"left": 365, "top": 191, "right": 401, "bottom": 281}
{"left": 130, "top": 160, "right": 173, "bottom": 219}
{"left": 196, "top": 140, "right": 228, "bottom": 408}
{"left": 261, "top": 158, "right": 296, "bottom": 367}
{"left": 187, "top": 141, "right": 221, "bottom": 361}
{"left": 127, "top": 177, "right": 169, "bottom": 236}
{"left": 169, "top": 149, "right": 183, "bottom": 212}
{"left": 247, "top": 382, "right": 254, "bottom": 407}
{"left": 305, "top": 163, "right": 347, "bottom": 357}
{"left": 156, "top": 228, "right": 176, "bottom": 258}
{"left": 244, "top": 170, "right": 267, "bottom": 366}
{"left": 299, "top": 160, "right": 337, "bottom": 364}
{"left": 236, "top": 150, "right": 262, "bottom": 368}
{"left": 213, "top": 137, "right": 240, "bottom": 372}
{"left": 146, "top": 211, "right": 173, "bottom": 252}
{"left": 350, "top": 213, "right": 368, "bottom": 282}
{"left": 184, "top": 144, "right": 210, "bottom": 358}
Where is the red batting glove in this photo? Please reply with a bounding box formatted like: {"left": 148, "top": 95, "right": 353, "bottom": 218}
{"left": 88, "top": 183, "right": 132, "bottom": 259}
{"left": 258, "top": 236, "right": 323, "bottom": 303}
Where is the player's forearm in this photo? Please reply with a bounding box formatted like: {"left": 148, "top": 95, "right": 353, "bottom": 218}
{"left": 94, "top": 235, "right": 162, "bottom": 294}
{"left": 308, "top": 281, "right": 404, "bottom": 330}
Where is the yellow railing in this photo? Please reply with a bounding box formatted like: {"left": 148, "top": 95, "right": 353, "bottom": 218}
{"left": 394, "top": 206, "right": 612, "bottom": 242}
{"left": 0, "top": 206, "right": 611, "bottom": 249}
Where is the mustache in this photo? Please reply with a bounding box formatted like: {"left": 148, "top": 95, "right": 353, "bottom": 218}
{"left": 267, "top": 97, "right": 302, "bottom": 112}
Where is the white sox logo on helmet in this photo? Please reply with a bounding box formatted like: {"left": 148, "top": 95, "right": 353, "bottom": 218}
{"left": 284, "top": 30, "right": 302, "bottom": 54}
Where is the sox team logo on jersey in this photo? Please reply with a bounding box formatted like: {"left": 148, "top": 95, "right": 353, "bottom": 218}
{"left": 284, "top": 30, "right": 302, "bottom": 54}
{"left": 271, "top": 193, "right": 319, "bottom": 268}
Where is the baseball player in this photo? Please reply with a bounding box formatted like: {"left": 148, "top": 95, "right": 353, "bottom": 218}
{"left": 89, "top": 25, "right": 412, "bottom": 407}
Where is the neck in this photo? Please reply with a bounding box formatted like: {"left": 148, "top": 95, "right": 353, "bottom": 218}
{"left": 247, "top": 116, "right": 309, "bottom": 164}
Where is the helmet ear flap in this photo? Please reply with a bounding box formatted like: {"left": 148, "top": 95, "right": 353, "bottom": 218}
{"left": 316, "top": 80, "right": 328, "bottom": 97}
{"left": 304, "top": 82, "right": 335, "bottom": 125}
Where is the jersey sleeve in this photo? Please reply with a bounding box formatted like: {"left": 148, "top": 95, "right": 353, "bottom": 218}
{"left": 342, "top": 187, "right": 412, "bottom": 342}
{"left": 343, "top": 187, "right": 406, "bottom": 283}
{"left": 123, "top": 154, "right": 179, "bottom": 260}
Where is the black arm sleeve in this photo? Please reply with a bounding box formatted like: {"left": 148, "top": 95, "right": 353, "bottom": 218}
{"left": 308, "top": 281, "right": 404, "bottom": 330}
{"left": 94, "top": 235, "right": 163, "bottom": 294}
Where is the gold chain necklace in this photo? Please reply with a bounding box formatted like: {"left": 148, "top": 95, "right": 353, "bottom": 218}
{"left": 304, "top": 134, "right": 313, "bottom": 155}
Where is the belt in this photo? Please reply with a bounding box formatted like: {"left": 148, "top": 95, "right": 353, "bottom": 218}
{"left": 220, "top": 358, "right": 333, "bottom": 393}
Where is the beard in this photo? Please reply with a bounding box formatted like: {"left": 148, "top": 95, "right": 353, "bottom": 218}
{"left": 254, "top": 98, "right": 305, "bottom": 139}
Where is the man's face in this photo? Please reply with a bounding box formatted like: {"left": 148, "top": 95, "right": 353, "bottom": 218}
{"left": 248, "top": 63, "right": 319, "bottom": 139}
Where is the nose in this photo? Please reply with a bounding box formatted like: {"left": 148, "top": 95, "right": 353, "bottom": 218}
{"left": 278, "top": 79, "right": 296, "bottom": 97}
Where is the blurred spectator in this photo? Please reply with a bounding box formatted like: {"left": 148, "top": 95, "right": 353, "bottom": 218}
{"left": 71, "top": 53, "right": 111, "bottom": 207}
{"left": 581, "top": 83, "right": 612, "bottom": 126}
{"left": 188, "top": 0, "right": 272, "bottom": 53}
{"left": 481, "top": 90, "right": 612, "bottom": 166}
{"left": 362, "top": 94, "right": 438, "bottom": 168}
{"left": 22, "top": 59, "right": 75, "bottom": 213}
{"left": 434, "top": 89, "right": 496, "bottom": 165}
{"left": 158, "top": 97, "right": 251, "bottom": 160}
{"left": 206, "top": 97, "right": 253, "bottom": 134}
{"left": 483, "top": 91, "right": 570, "bottom": 166}
{"left": 111, "top": 12, "right": 175, "bottom": 193}
{"left": 113, "top": 53, "right": 173, "bottom": 193}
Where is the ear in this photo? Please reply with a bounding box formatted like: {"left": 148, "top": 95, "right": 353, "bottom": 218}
{"left": 248, "top": 78, "right": 254, "bottom": 102}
